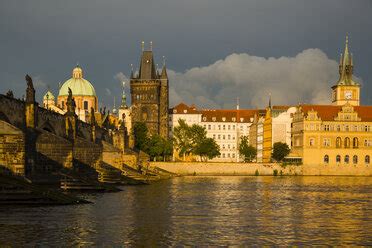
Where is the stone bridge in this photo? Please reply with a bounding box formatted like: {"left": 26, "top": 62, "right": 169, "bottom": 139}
{"left": 0, "top": 77, "right": 164, "bottom": 190}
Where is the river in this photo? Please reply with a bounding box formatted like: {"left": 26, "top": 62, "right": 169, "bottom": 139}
{"left": 0, "top": 176, "right": 371, "bottom": 246}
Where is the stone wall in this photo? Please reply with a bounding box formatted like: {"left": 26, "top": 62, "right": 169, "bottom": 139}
{"left": 151, "top": 162, "right": 301, "bottom": 176}
{"left": 102, "top": 141, "right": 123, "bottom": 170}
{"left": 73, "top": 137, "right": 102, "bottom": 171}
{"left": 0, "top": 121, "right": 25, "bottom": 175}
{"left": 302, "top": 163, "right": 371, "bottom": 176}
{"left": 151, "top": 162, "right": 372, "bottom": 176}
{"left": 35, "top": 129, "right": 73, "bottom": 171}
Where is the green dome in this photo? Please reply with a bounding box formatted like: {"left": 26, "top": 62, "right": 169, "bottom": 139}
{"left": 43, "top": 91, "right": 55, "bottom": 100}
{"left": 59, "top": 65, "right": 97, "bottom": 97}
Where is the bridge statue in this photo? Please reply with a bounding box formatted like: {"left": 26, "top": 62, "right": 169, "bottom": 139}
{"left": 25, "top": 74, "right": 35, "bottom": 103}
{"left": 66, "top": 87, "right": 76, "bottom": 114}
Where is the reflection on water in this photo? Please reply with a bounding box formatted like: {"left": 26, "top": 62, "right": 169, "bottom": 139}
{"left": 0, "top": 176, "right": 371, "bottom": 246}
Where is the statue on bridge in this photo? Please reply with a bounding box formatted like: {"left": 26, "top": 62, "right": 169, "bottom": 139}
{"left": 66, "top": 88, "right": 76, "bottom": 115}
{"left": 25, "top": 74, "right": 35, "bottom": 103}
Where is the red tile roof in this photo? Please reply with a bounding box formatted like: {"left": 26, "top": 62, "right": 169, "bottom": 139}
{"left": 300, "top": 105, "right": 372, "bottom": 121}
{"left": 201, "top": 109, "right": 258, "bottom": 123}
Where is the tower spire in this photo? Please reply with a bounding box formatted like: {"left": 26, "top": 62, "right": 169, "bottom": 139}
{"left": 120, "top": 81, "right": 127, "bottom": 109}
{"left": 268, "top": 93, "right": 272, "bottom": 109}
{"left": 236, "top": 97, "right": 240, "bottom": 110}
{"left": 141, "top": 41, "right": 144, "bottom": 52}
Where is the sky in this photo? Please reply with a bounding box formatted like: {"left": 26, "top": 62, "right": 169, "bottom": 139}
{"left": 0, "top": 0, "right": 371, "bottom": 109}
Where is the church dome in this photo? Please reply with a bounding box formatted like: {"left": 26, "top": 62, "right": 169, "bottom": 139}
{"left": 59, "top": 65, "right": 97, "bottom": 97}
{"left": 43, "top": 91, "right": 55, "bottom": 100}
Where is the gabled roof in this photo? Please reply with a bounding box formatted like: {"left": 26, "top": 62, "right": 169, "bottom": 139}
{"left": 170, "top": 103, "right": 200, "bottom": 114}
{"left": 300, "top": 104, "right": 372, "bottom": 122}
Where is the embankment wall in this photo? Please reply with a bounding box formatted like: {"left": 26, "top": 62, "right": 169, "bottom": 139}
{"left": 151, "top": 162, "right": 372, "bottom": 176}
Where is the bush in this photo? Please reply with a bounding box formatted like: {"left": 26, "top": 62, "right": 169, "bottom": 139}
{"left": 255, "top": 169, "right": 259, "bottom": 176}
{"left": 273, "top": 169, "right": 278, "bottom": 176}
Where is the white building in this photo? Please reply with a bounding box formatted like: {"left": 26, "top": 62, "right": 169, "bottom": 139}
{"left": 169, "top": 103, "right": 257, "bottom": 162}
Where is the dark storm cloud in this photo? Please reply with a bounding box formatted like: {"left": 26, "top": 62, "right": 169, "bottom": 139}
{"left": 0, "top": 0, "right": 371, "bottom": 108}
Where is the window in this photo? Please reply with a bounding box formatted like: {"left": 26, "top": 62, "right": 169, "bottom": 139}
{"left": 353, "top": 155, "right": 358, "bottom": 164}
{"left": 344, "top": 155, "right": 349, "bottom": 164}
{"left": 309, "top": 138, "right": 315, "bottom": 146}
{"left": 232, "top": 125, "right": 235, "bottom": 130}
{"left": 345, "top": 125, "right": 349, "bottom": 131}
{"left": 213, "top": 134, "right": 216, "bottom": 139}
{"left": 223, "top": 135, "right": 225, "bottom": 140}
{"left": 353, "top": 137, "right": 359, "bottom": 148}
{"left": 227, "top": 153, "right": 230, "bottom": 158}
{"left": 336, "top": 155, "right": 341, "bottom": 163}
{"left": 344, "top": 137, "right": 350, "bottom": 148}
{"left": 324, "top": 155, "right": 329, "bottom": 164}
{"left": 324, "top": 125, "right": 330, "bottom": 131}
{"left": 228, "top": 135, "right": 231, "bottom": 140}
{"left": 337, "top": 125, "right": 341, "bottom": 131}
{"left": 218, "top": 125, "right": 221, "bottom": 130}
{"left": 366, "top": 155, "right": 370, "bottom": 164}
{"left": 208, "top": 125, "right": 211, "bottom": 130}
{"left": 218, "top": 135, "right": 221, "bottom": 139}
{"left": 364, "top": 140, "right": 372, "bottom": 147}
{"left": 223, "top": 125, "right": 226, "bottom": 130}
{"left": 222, "top": 144, "right": 225, "bottom": 149}
{"left": 323, "top": 138, "right": 330, "bottom": 147}
{"left": 232, "top": 153, "right": 235, "bottom": 158}
{"left": 228, "top": 125, "right": 231, "bottom": 130}
{"left": 336, "top": 137, "right": 342, "bottom": 148}
{"left": 222, "top": 153, "right": 225, "bottom": 158}
{"left": 365, "top": 126, "right": 370, "bottom": 132}
{"left": 228, "top": 144, "right": 231, "bottom": 149}
{"left": 83, "top": 101, "right": 88, "bottom": 110}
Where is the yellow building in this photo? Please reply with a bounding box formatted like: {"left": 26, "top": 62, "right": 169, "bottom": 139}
{"left": 291, "top": 36, "right": 371, "bottom": 167}
{"left": 291, "top": 104, "right": 372, "bottom": 166}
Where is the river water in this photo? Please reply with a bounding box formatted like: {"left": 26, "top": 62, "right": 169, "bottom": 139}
{"left": 0, "top": 176, "right": 371, "bottom": 246}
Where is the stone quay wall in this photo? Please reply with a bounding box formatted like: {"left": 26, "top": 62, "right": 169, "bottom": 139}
{"left": 151, "top": 162, "right": 372, "bottom": 176}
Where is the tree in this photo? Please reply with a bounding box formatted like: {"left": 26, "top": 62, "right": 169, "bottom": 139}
{"left": 133, "top": 122, "right": 149, "bottom": 151}
{"left": 239, "top": 136, "right": 257, "bottom": 162}
{"left": 272, "top": 142, "right": 290, "bottom": 162}
{"left": 173, "top": 119, "right": 193, "bottom": 160}
{"left": 194, "top": 137, "right": 220, "bottom": 161}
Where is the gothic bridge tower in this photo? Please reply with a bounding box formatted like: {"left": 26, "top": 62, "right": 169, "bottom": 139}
{"left": 130, "top": 42, "right": 169, "bottom": 138}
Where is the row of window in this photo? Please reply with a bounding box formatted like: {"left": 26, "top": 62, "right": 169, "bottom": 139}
{"left": 220, "top": 144, "right": 236, "bottom": 150}
{"left": 205, "top": 117, "right": 246, "bottom": 122}
{"left": 218, "top": 153, "right": 236, "bottom": 159}
{"left": 203, "top": 124, "right": 247, "bottom": 131}
{"left": 213, "top": 134, "right": 236, "bottom": 140}
{"left": 61, "top": 100, "right": 89, "bottom": 110}
{"left": 324, "top": 155, "right": 370, "bottom": 164}
{"left": 309, "top": 137, "right": 372, "bottom": 148}
{"left": 307, "top": 124, "right": 371, "bottom": 132}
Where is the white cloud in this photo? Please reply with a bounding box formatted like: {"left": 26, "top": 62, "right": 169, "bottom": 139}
{"left": 168, "top": 49, "right": 345, "bottom": 109}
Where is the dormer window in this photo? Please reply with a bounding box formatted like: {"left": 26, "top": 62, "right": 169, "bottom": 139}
{"left": 203, "top": 117, "right": 207, "bottom": 121}
{"left": 183, "top": 110, "right": 187, "bottom": 113}
{"left": 173, "top": 109, "right": 177, "bottom": 113}
{"left": 240, "top": 118, "right": 244, "bottom": 122}
{"left": 222, "top": 117, "right": 226, "bottom": 122}
{"left": 232, "top": 117, "right": 236, "bottom": 122}
{"left": 212, "top": 117, "right": 216, "bottom": 121}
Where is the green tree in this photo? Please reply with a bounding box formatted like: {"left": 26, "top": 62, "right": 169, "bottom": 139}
{"left": 133, "top": 122, "right": 149, "bottom": 151}
{"left": 173, "top": 119, "right": 193, "bottom": 160}
{"left": 194, "top": 137, "right": 220, "bottom": 161}
{"left": 239, "top": 136, "right": 257, "bottom": 162}
{"left": 272, "top": 142, "right": 290, "bottom": 162}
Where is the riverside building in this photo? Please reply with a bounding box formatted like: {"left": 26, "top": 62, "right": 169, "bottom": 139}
{"left": 290, "top": 37, "right": 372, "bottom": 167}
